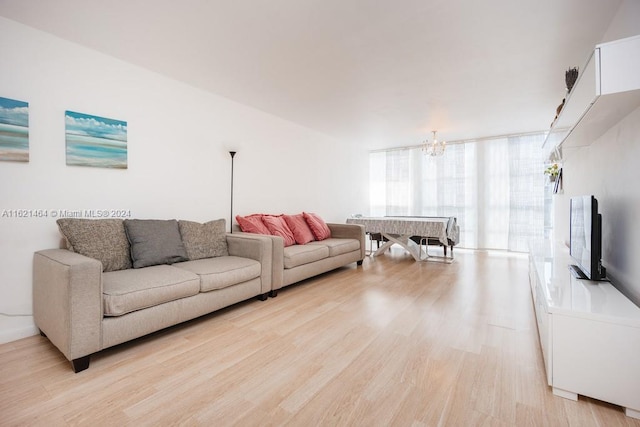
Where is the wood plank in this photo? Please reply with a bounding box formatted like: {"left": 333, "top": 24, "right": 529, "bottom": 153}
{"left": 0, "top": 248, "right": 637, "bottom": 425}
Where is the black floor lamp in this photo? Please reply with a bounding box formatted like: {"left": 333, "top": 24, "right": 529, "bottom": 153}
{"left": 229, "top": 151, "right": 236, "bottom": 233}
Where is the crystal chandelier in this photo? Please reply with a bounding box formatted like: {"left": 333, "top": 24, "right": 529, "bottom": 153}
{"left": 422, "top": 130, "right": 446, "bottom": 157}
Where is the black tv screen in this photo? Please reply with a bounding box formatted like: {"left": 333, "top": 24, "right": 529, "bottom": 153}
{"left": 569, "top": 195, "right": 606, "bottom": 280}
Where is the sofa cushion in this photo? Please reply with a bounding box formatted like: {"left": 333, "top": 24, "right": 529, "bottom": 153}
{"left": 308, "top": 238, "right": 360, "bottom": 257}
{"left": 283, "top": 244, "right": 329, "bottom": 269}
{"left": 236, "top": 214, "right": 270, "bottom": 234}
{"left": 178, "top": 219, "right": 228, "bottom": 260}
{"left": 103, "top": 265, "right": 200, "bottom": 316}
{"left": 173, "top": 256, "right": 261, "bottom": 292}
{"left": 284, "top": 214, "right": 315, "bottom": 245}
{"left": 124, "top": 219, "right": 189, "bottom": 268}
{"left": 57, "top": 218, "right": 132, "bottom": 272}
{"left": 263, "top": 215, "right": 296, "bottom": 247}
{"left": 303, "top": 212, "right": 331, "bottom": 241}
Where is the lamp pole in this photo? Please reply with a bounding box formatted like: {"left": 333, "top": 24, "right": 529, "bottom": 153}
{"left": 229, "top": 151, "right": 236, "bottom": 233}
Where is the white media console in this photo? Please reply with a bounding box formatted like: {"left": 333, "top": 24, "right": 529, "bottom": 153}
{"left": 528, "top": 239, "right": 640, "bottom": 418}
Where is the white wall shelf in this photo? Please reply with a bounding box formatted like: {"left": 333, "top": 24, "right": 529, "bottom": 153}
{"left": 528, "top": 239, "right": 640, "bottom": 418}
{"left": 542, "top": 35, "right": 640, "bottom": 160}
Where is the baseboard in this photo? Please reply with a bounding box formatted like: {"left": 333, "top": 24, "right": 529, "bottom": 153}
{"left": 0, "top": 316, "right": 38, "bottom": 344}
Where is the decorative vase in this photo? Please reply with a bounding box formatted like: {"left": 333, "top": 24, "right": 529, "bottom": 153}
{"left": 566, "top": 67, "right": 579, "bottom": 93}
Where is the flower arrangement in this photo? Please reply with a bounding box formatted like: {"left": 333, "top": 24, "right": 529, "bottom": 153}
{"left": 544, "top": 163, "right": 560, "bottom": 178}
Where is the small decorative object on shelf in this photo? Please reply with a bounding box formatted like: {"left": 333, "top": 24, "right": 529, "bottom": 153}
{"left": 544, "top": 163, "right": 560, "bottom": 181}
{"left": 544, "top": 163, "right": 563, "bottom": 193}
{"left": 565, "top": 67, "right": 579, "bottom": 93}
{"left": 553, "top": 168, "right": 563, "bottom": 194}
{"left": 550, "top": 67, "right": 579, "bottom": 127}
{"left": 552, "top": 98, "right": 565, "bottom": 126}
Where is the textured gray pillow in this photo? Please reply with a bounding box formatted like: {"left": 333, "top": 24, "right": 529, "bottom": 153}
{"left": 124, "top": 219, "right": 188, "bottom": 268}
{"left": 178, "top": 219, "right": 228, "bottom": 260}
{"left": 57, "top": 218, "right": 132, "bottom": 272}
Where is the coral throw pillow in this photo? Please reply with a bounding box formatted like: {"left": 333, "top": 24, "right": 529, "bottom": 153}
{"left": 236, "top": 214, "right": 270, "bottom": 234}
{"left": 283, "top": 214, "right": 315, "bottom": 245}
{"left": 303, "top": 212, "right": 331, "bottom": 241}
{"left": 262, "top": 215, "right": 296, "bottom": 247}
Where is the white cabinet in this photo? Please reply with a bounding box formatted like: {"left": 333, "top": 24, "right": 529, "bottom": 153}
{"left": 528, "top": 239, "right": 640, "bottom": 418}
{"left": 542, "top": 35, "right": 640, "bottom": 159}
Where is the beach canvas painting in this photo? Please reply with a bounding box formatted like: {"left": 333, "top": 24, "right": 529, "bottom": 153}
{"left": 0, "top": 96, "right": 29, "bottom": 162}
{"left": 65, "top": 110, "right": 127, "bottom": 169}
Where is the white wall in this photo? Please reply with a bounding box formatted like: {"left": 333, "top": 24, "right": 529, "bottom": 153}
{"left": 557, "top": 108, "right": 640, "bottom": 303}
{"left": 554, "top": 0, "right": 640, "bottom": 304}
{"left": 0, "top": 18, "right": 368, "bottom": 343}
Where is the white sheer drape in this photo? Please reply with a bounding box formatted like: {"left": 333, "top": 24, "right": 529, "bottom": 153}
{"left": 369, "top": 133, "right": 546, "bottom": 251}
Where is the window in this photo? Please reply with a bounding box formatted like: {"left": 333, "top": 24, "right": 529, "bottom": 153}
{"left": 369, "top": 133, "right": 546, "bottom": 251}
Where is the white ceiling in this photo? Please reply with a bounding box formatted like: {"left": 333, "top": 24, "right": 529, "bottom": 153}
{"left": 0, "top": 0, "right": 621, "bottom": 149}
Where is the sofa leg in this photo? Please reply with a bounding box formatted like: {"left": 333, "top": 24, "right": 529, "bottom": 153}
{"left": 357, "top": 260, "right": 363, "bottom": 266}
{"left": 72, "top": 356, "right": 90, "bottom": 373}
{"left": 39, "top": 329, "right": 47, "bottom": 338}
{"left": 257, "top": 293, "right": 269, "bottom": 301}
{"left": 269, "top": 290, "right": 278, "bottom": 298}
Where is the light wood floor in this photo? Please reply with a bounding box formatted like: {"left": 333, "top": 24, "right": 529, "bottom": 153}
{"left": 1, "top": 248, "right": 639, "bottom": 426}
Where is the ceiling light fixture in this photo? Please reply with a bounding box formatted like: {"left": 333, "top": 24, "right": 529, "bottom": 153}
{"left": 422, "top": 130, "right": 446, "bottom": 157}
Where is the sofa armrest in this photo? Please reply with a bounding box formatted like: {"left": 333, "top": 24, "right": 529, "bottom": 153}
{"left": 226, "top": 233, "right": 274, "bottom": 294}
{"left": 231, "top": 232, "right": 284, "bottom": 292}
{"left": 269, "top": 236, "right": 285, "bottom": 291}
{"left": 33, "top": 249, "right": 103, "bottom": 362}
{"left": 327, "top": 223, "right": 366, "bottom": 260}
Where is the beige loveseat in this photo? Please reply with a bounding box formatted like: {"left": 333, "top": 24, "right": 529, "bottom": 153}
{"left": 33, "top": 218, "right": 272, "bottom": 372}
{"left": 234, "top": 222, "right": 366, "bottom": 296}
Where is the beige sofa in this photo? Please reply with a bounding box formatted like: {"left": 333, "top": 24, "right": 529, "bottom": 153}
{"left": 235, "top": 222, "right": 366, "bottom": 296}
{"left": 33, "top": 218, "right": 272, "bottom": 372}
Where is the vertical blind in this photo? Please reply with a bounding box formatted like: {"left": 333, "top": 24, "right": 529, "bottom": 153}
{"left": 369, "top": 133, "right": 547, "bottom": 252}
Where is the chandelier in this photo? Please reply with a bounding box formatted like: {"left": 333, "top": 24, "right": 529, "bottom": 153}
{"left": 422, "top": 130, "right": 446, "bottom": 157}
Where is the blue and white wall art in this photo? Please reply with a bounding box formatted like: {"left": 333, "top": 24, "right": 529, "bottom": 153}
{"left": 0, "top": 96, "right": 29, "bottom": 162}
{"left": 65, "top": 110, "right": 127, "bottom": 169}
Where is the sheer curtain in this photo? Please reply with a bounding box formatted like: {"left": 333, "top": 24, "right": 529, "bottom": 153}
{"left": 369, "top": 133, "right": 546, "bottom": 251}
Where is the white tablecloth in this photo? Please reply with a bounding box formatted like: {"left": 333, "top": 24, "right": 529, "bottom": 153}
{"left": 346, "top": 216, "right": 458, "bottom": 246}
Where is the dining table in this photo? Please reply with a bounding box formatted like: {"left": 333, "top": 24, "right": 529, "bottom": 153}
{"left": 346, "top": 216, "right": 457, "bottom": 262}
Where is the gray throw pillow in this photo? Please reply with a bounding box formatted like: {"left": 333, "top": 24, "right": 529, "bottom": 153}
{"left": 178, "top": 219, "right": 228, "bottom": 260}
{"left": 57, "top": 218, "right": 132, "bottom": 272}
{"left": 124, "top": 219, "right": 188, "bottom": 268}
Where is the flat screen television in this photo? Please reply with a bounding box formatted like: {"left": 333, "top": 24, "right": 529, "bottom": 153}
{"left": 569, "top": 195, "right": 606, "bottom": 280}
